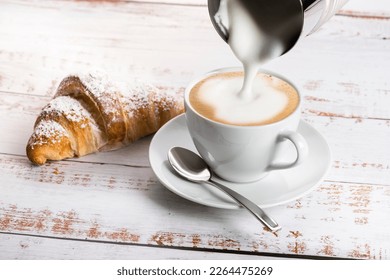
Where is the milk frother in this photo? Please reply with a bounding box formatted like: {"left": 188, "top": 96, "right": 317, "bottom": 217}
{"left": 208, "top": 0, "right": 349, "bottom": 56}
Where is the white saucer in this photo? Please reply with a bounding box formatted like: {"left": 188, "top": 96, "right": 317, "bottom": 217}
{"left": 149, "top": 114, "right": 331, "bottom": 209}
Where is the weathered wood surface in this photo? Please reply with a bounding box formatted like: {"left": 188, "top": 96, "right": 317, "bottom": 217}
{"left": 1, "top": 92, "right": 389, "bottom": 184}
{"left": 0, "top": 153, "right": 389, "bottom": 259}
{"left": 1, "top": 233, "right": 284, "bottom": 260}
{"left": 0, "top": 0, "right": 389, "bottom": 259}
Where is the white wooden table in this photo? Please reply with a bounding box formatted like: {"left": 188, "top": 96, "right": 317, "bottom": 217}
{"left": 0, "top": 0, "right": 389, "bottom": 260}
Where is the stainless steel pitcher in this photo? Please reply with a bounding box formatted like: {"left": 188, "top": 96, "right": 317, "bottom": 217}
{"left": 209, "top": 0, "right": 349, "bottom": 56}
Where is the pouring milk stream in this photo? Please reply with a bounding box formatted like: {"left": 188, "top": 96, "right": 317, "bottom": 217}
{"left": 182, "top": 0, "right": 348, "bottom": 183}
{"left": 211, "top": 0, "right": 349, "bottom": 102}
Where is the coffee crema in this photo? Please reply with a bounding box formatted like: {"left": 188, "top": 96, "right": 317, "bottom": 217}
{"left": 189, "top": 71, "right": 299, "bottom": 126}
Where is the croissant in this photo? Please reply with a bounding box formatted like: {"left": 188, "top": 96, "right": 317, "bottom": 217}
{"left": 26, "top": 72, "right": 184, "bottom": 165}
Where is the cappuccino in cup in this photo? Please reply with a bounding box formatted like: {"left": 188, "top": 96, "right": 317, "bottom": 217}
{"left": 184, "top": 68, "right": 308, "bottom": 183}
{"left": 189, "top": 71, "right": 299, "bottom": 126}
{"left": 182, "top": 0, "right": 308, "bottom": 183}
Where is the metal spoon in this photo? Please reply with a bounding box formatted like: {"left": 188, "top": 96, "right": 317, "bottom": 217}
{"left": 168, "top": 147, "right": 281, "bottom": 232}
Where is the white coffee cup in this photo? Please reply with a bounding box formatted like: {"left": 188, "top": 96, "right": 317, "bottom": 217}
{"left": 184, "top": 67, "right": 308, "bottom": 183}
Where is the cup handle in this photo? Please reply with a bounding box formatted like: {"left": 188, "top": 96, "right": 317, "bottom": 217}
{"left": 267, "top": 131, "right": 309, "bottom": 171}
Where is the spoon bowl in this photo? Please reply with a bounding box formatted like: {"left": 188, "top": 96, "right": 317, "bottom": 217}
{"left": 168, "top": 147, "right": 210, "bottom": 182}
{"left": 168, "top": 147, "right": 281, "bottom": 232}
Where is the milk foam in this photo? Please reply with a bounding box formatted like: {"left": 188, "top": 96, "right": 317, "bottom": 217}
{"left": 216, "top": 0, "right": 285, "bottom": 100}
{"left": 196, "top": 74, "right": 289, "bottom": 125}
{"left": 200, "top": 1, "right": 298, "bottom": 125}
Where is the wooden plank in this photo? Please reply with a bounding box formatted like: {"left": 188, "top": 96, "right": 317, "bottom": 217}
{"left": 267, "top": 14, "right": 390, "bottom": 121}
{"left": 0, "top": 1, "right": 389, "bottom": 124}
{"left": 1, "top": 0, "right": 389, "bottom": 261}
{"left": 340, "top": 0, "right": 390, "bottom": 18}
{"left": 0, "top": 233, "right": 282, "bottom": 259}
{"left": 1, "top": 92, "right": 389, "bottom": 184}
{"left": 0, "top": 153, "right": 389, "bottom": 259}
{"left": 303, "top": 116, "right": 390, "bottom": 186}
{"left": 0, "top": 0, "right": 219, "bottom": 95}
{"left": 51, "top": 0, "right": 390, "bottom": 18}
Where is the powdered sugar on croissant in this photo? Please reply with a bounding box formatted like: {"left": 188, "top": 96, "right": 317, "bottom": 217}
{"left": 26, "top": 72, "right": 184, "bottom": 165}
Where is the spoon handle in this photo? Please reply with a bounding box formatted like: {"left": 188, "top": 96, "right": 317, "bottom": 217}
{"left": 208, "top": 179, "right": 281, "bottom": 232}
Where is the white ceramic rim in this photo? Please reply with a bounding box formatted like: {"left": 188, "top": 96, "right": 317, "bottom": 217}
{"left": 184, "top": 67, "right": 302, "bottom": 129}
